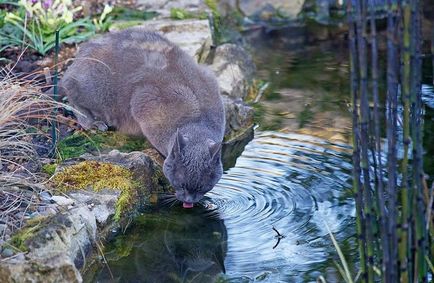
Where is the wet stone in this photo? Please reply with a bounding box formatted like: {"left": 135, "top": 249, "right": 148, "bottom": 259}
{"left": 39, "top": 191, "right": 52, "bottom": 202}
{"left": 51, "top": 196, "right": 75, "bottom": 206}
{"left": 1, "top": 248, "right": 14, "bottom": 258}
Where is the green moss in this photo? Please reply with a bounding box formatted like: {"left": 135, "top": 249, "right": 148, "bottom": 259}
{"left": 265, "top": 91, "right": 282, "bottom": 101}
{"left": 252, "top": 103, "right": 266, "bottom": 124}
{"left": 297, "top": 104, "right": 314, "bottom": 128}
{"left": 170, "top": 8, "right": 207, "bottom": 20}
{"left": 42, "top": 163, "right": 57, "bottom": 176}
{"left": 51, "top": 161, "right": 137, "bottom": 221}
{"left": 204, "top": 0, "right": 223, "bottom": 44}
{"left": 110, "top": 20, "right": 147, "bottom": 30}
{"left": 57, "top": 132, "right": 100, "bottom": 160}
{"left": 57, "top": 131, "right": 150, "bottom": 160}
{"left": 8, "top": 218, "right": 44, "bottom": 252}
{"left": 111, "top": 7, "right": 158, "bottom": 21}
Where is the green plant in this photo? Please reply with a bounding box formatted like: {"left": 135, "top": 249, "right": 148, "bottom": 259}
{"left": 0, "top": 0, "right": 95, "bottom": 55}
{"left": 204, "top": 0, "right": 221, "bottom": 44}
{"left": 93, "top": 4, "right": 113, "bottom": 33}
{"left": 169, "top": 7, "right": 207, "bottom": 20}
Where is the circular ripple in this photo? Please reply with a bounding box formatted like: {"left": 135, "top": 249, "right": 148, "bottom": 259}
{"left": 206, "top": 131, "right": 355, "bottom": 281}
{"left": 88, "top": 131, "right": 356, "bottom": 283}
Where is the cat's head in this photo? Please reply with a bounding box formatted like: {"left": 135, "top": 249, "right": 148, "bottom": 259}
{"left": 163, "top": 130, "right": 223, "bottom": 206}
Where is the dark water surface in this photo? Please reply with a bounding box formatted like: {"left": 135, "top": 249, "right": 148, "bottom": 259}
{"left": 85, "top": 29, "right": 434, "bottom": 282}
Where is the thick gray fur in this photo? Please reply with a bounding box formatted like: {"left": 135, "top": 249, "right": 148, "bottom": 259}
{"left": 60, "top": 28, "right": 225, "bottom": 203}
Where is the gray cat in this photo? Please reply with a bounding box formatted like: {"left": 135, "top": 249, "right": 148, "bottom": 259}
{"left": 59, "top": 28, "right": 225, "bottom": 208}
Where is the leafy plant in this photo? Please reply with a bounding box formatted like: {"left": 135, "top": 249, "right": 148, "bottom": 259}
{"left": 169, "top": 8, "right": 207, "bottom": 20}
{"left": 0, "top": 0, "right": 95, "bottom": 55}
{"left": 93, "top": 4, "right": 113, "bottom": 33}
{"left": 204, "top": 0, "right": 222, "bottom": 44}
{"left": 110, "top": 6, "right": 158, "bottom": 21}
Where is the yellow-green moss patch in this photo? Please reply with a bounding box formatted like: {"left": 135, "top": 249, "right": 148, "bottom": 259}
{"left": 57, "top": 131, "right": 151, "bottom": 160}
{"left": 42, "top": 163, "right": 57, "bottom": 176}
{"left": 51, "top": 161, "right": 137, "bottom": 221}
{"left": 8, "top": 217, "right": 45, "bottom": 252}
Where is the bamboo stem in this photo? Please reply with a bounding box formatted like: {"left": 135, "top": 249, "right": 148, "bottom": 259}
{"left": 369, "top": 1, "right": 388, "bottom": 280}
{"left": 354, "top": 1, "right": 374, "bottom": 281}
{"left": 399, "top": 1, "right": 411, "bottom": 282}
{"left": 411, "top": 1, "right": 428, "bottom": 280}
{"left": 347, "top": 0, "right": 367, "bottom": 280}
{"left": 386, "top": 0, "right": 400, "bottom": 281}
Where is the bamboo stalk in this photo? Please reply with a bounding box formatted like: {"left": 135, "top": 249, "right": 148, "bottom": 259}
{"left": 369, "top": 0, "right": 388, "bottom": 280}
{"left": 411, "top": 1, "right": 428, "bottom": 280}
{"left": 386, "top": 0, "right": 400, "bottom": 281}
{"left": 354, "top": 0, "right": 374, "bottom": 281}
{"left": 432, "top": 25, "right": 434, "bottom": 86}
{"left": 347, "top": 0, "right": 367, "bottom": 280}
{"left": 399, "top": 1, "right": 411, "bottom": 282}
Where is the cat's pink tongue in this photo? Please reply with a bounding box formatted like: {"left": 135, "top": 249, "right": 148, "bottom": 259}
{"left": 183, "top": 202, "right": 194, "bottom": 208}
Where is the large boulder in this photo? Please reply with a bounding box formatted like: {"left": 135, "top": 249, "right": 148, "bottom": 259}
{"left": 136, "top": 0, "right": 210, "bottom": 19}
{"left": 210, "top": 43, "right": 256, "bottom": 100}
{"left": 219, "top": 0, "right": 305, "bottom": 19}
{"left": 0, "top": 150, "right": 167, "bottom": 283}
{"left": 0, "top": 206, "right": 95, "bottom": 283}
{"left": 209, "top": 44, "right": 255, "bottom": 138}
{"left": 110, "top": 19, "right": 212, "bottom": 60}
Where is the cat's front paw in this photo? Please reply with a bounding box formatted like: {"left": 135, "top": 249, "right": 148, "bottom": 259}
{"left": 93, "top": 121, "right": 109, "bottom": 132}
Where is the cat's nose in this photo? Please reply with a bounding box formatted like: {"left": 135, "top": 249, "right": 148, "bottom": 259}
{"left": 183, "top": 192, "right": 195, "bottom": 203}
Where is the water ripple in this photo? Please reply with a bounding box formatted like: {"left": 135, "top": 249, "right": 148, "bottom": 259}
{"left": 87, "top": 131, "right": 356, "bottom": 283}
{"left": 207, "top": 131, "right": 355, "bottom": 282}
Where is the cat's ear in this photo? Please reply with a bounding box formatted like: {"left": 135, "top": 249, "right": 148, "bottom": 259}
{"left": 172, "top": 128, "right": 187, "bottom": 158}
{"left": 208, "top": 139, "right": 222, "bottom": 161}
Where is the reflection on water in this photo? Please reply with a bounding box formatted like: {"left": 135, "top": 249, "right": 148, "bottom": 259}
{"left": 86, "top": 206, "right": 227, "bottom": 283}
{"left": 250, "top": 40, "right": 352, "bottom": 143}
{"left": 208, "top": 132, "right": 355, "bottom": 282}
{"left": 86, "top": 132, "right": 356, "bottom": 282}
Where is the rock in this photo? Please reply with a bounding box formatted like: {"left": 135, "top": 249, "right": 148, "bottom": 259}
{"left": 113, "top": 19, "right": 213, "bottom": 61}
{"left": 51, "top": 195, "right": 75, "bottom": 206}
{"left": 69, "top": 190, "right": 119, "bottom": 226}
{"left": 84, "top": 149, "right": 167, "bottom": 191}
{"left": 209, "top": 44, "right": 255, "bottom": 138}
{"left": 0, "top": 158, "right": 158, "bottom": 281}
{"left": 136, "top": 0, "right": 209, "bottom": 19}
{"left": 222, "top": 95, "right": 254, "bottom": 138}
{"left": 210, "top": 43, "right": 256, "bottom": 100}
{"left": 219, "top": 0, "right": 304, "bottom": 19}
{"left": 0, "top": 224, "right": 6, "bottom": 235}
{"left": 39, "top": 191, "right": 52, "bottom": 202}
{"left": 0, "top": 206, "right": 96, "bottom": 282}
{"left": 0, "top": 253, "right": 82, "bottom": 283}
{"left": 0, "top": 248, "right": 13, "bottom": 258}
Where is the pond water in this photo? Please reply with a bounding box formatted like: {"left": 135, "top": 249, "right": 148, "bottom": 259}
{"left": 84, "top": 28, "right": 434, "bottom": 283}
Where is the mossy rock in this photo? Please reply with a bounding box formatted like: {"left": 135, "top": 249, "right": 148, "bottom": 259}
{"left": 51, "top": 161, "right": 136, "bottom": 221}
{"left": 57, "top": 131, "right": 151, "bottom": 160}
{"left": 8, "top": 217, "right": 47, "bottom": 252}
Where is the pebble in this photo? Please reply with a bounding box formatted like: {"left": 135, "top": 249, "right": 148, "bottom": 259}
{"left": 39, "top": 191, "right": 52, "bottom": 202}
{"left": 38, "top": 206, "right": 57, "bottom": 216}
{"left": 0, "top": 224, "right": 6, "bottom": 234}
{"left": 1, "top": 248, "right": 14, "bottom": 258}
{"left": 26, "top": 212, "right": 41, "bottom": 219}
{"left": 51, "top": 196, "right": 75, "bottom": 206}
